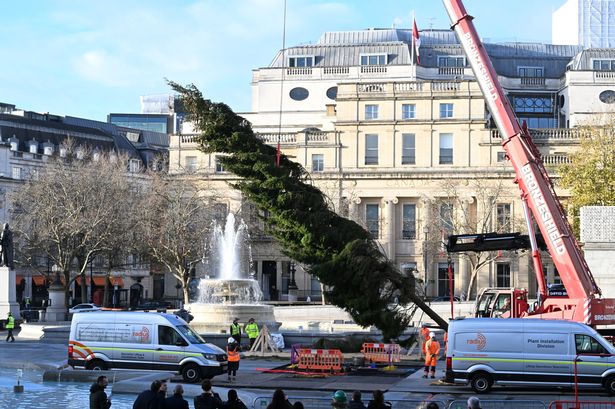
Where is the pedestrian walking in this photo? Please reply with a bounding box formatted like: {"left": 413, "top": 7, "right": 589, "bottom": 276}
{"left": 266, "top": 388, "right": 293, "bottom": 409}
{"left": 230, "top": 317, "right": 242, "bottom": 345}
{"left": 244, "top": 317, "right": 259, "bottom": 349}
{"left": 422, "top": 332, "right": 440, "bottom": 379}
{"left": 222, "top": 389, "right": 248, "bottom": 409}
{"left": 226, "top": 336, "right": 241, "bottom": 382}
{"left": 5, "top": 311, "right": 15, "bottom": 342}
{"left": 194, "top": 379, "right": 222, "bottom": 409}
{"left": 89, "top": 375, "right": 111, "bottom": 409}
{"left": 133, "top": 379, "right": 166, "bottom": 409}
{"left": 467, "top": 397, "right": 481, "bottom": 409}
{"left": 348, "top": 391, "right": 366, "bottom": 409}
{"left": 366, "top": 390, "right": 391, "bottom": 409}
{"left": 165, "top": 384, "right": 189, "bottom": 409}
{"left": 331, "top": 390, "right": 348, "bottom": 409}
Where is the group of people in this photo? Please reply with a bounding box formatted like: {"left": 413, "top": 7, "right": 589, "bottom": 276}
{"left": 230, "top": 317, "right": 260, "bottom": 349}
{"left": 89, "top": 376, "right": 484, "bottom": 409}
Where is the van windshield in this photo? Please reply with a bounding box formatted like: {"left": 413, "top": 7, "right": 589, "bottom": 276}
{"left": 177, "top": 325, "right": 206, "bottom": 344}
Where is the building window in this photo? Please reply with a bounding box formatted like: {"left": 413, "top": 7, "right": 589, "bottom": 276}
{"left": 512, "top": 96, "right": 553, "bottom": 113}
{"left": 497, "top": 152, "right": 507, "bottom": 162}
{"left": 496, "top": 203, "right": 512, "bottom": 232}
{"left": 128, "top": 159, "right": 141, "bottom": 173}
{"left": 593, "top": 59, "right": 615, "bottom": 71}
{"left": 11, "top": 167, "right": 21, "bottom": 180}
{"left": 401, "top": 134, "right": 416, "bottom": 165}
{"left": 289, "top": 87, "right": 309, "bottom": 101}
{"left": 496, "top": 263, "right": 511, "bottom": 287}
{"left": 437, "top": 56, "right": 465, "bottom": 67}
{"left": 439, "top": 133, "right": 453, "bottom": 164}
{"left": 366, "top": 204, "right": 380, "bottom": 239}
{"left": 518, "top": 66, "right": 544, "bottom": 77}
{"left": 440, "top": 203, "right": 454, "bottom": 233}
{"left": 440, "top": 103, "right": 454, "bottom": 118}
{"left": 312, "top": 154, "right": 324, "bottom": 172}
{"left": 438, "top": 262, "right": 455, "bottom": 297}
{"left": 360, "top": 54, "right": 387, "bottom": 65}
{"left": 215, "top": 157, "right": 225, "bottom": 173}
{"left": 365, "top": 104, "right": 379, "bottom": 120}
{"left": 185, "top": 156, "right": 197, "bottom": 172}
{"left": 365, "top": 134, "right": 379, "bottom": 165}
{"left": 402, "top": 204, "right": 417, "bottom": 239}
{"left": 326, "top": 87, "right": 338, "bottom": 100}
{"left": 288, "top": 56, "right": 314, "bottom": 67}
{"left": 402, "top": 104, "right": 416, "bottom": 119}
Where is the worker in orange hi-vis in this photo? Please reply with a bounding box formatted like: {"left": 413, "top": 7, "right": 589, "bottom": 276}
{"left": 422, "top": 332, "right": 441, "bottom": 379}
{"left": 419, "top": 323, "right": 430, "bottom": 358}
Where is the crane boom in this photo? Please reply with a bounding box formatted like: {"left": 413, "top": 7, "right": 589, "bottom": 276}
{"left": 442, "top": 0, "right": 615, "bottom": 326}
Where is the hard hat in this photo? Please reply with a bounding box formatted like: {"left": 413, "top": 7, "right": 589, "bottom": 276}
{"left": 429, "top": 332, "right": 436, "bottom": 338}
{"left": 332, "top": 390, "right": 347, "bottom": 404}
{"left": 227, "top": 337, "right": 235, "bottom": 344}
{"left": 421, "top": 323, "right": 428, "bottom": 327}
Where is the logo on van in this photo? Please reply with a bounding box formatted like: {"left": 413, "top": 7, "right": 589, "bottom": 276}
{"left": 132, "top": 326, "right": 150, "bottom": 343}
{"left": 467, "top": 332, "right": 486, "bottom": 351}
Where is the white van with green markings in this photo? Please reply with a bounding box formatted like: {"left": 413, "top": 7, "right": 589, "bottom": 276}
{"left": 445, "top": 318, "right": 615, "bottom": 393}
{"left": 68, "top": 311, "right": 227, "bottom": 382}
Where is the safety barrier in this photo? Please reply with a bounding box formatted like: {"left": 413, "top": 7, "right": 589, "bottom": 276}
{"left": 448, "top": 399, "right": 547, "bottom": 409}
{"left": 549, "top": 402, "right": 615, "bottom": 409}
{"left": 296, "top": 348, "right": 343, "bottom": 372}
{"left": 253, "top": 396, "right": 447, "bottom": 409}
{"left": 361, "top": 342, "right": 401, "bottom": 364}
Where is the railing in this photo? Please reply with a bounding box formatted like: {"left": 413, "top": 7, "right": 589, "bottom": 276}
{"left": 180, "top": 134, "right": 199, "bottom": 143}
{"left": 360, "top": 65, "right": 388, "bottom": 74}
{"left": 449, "top": 400, "right": 547, "bottom": 409}
{"left": 438, "top": 66, "right": 465, "bottom": 76}
{"left": 521, "top": 77, "right": 546, "bottom": 86}
{"left": 358, "top": 83, "right": 386, "bottom": 93}
{"left": 257, "top": 133, "right": 296, "bottom": 143}
{"left": 432, "top": 82, "right": 461, "bottom": 92}
{"left": 287, "top": 67, "right": 312, "bottom": 76}
{"left": 489, "top": 128, "right": 581, "bottom": 140}
{"left": 542, "top": 154, "right": 571, "bottom": 166}
{"left": 306, "top": 132, "right": 328, "bottom": 143}
{"left": 253, "top": 397, "right": 447, "bottom": 409}
{"left": 394, "top": 82, "right": 423, "bottom": 92}
{"left": 595, "top": 71, "right": 615, "bottom": 80}
{"left": 323, "top": 66, "right": 349, "bottom": 76}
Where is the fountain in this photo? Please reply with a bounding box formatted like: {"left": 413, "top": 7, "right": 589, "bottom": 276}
{"left": 187, "top": 213, "right": 280, "bottom": 333}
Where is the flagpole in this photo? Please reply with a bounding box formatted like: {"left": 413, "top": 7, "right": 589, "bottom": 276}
{"left": 411, "top": 10, "right": 415, "bottom": 67}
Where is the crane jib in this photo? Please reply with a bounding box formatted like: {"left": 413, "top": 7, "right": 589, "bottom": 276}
{"left": 461, "top": 32, "right": 498, "bottom": 102}
{"left": 521, "top": 165, "right": 566, "bottom": 256}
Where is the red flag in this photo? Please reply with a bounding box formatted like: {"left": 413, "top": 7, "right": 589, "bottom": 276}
{"left": 412, "top": 18, "right": 421, "bottom": 65}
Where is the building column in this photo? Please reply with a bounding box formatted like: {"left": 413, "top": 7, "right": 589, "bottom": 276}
{"left": 382, "top": 197, "right": 398, "bottom": 260}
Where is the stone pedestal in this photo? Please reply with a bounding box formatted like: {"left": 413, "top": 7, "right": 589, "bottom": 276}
{"left": 45, "top": 282, "right": 67, "bottom": 322}
{"left": 0, "top": 266, "right": 20, "bottom": 319}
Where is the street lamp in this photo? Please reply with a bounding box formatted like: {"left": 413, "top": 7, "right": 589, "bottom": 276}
{"left": 51, "top": 264, "right": 61, "bottom": 286}
{"left": 422, "top": 226, "right": 430, "bottom": 295}
{"left": 288, "top": 262, "right": 298, "bottom": 290}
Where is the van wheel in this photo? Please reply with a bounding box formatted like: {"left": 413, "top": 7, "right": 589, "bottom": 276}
{"left": 470, "top": 372, "right": 493, "bottom": 393}
{"left": 182, "top": 363, "right": 202, "bottom": 383}
{"left": 604, "top": 375, "right": 615, "bottom": 395}
{"left": 87, "top": 359, "right": 107, "bottom": 371}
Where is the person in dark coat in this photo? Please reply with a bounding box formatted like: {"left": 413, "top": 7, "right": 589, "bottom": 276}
{"left": 194, "top": 379, "right": 222, "bottom": 409}
{"left": 222, "top": 389, "right": 247, "bottom": 409}
{"left": 348, "top": 391, "right": 366, "bottom": 409}
{"left": 133, "top": 379, "right": 166, "bottom": 409}
{"left": 266, "top": 388, "right": 293, "bottom": 409}
{"left": 89, "top": 375, "right": 111, "bottom": 409}
{"left": 165, "top": 384, "right": 189, "bottom": 409}
{"left": 366, "top": 390, "right": 391, "bottom": 409}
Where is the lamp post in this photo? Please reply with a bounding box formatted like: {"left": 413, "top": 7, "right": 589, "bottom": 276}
{"left": 51, "top": 264, "right": 61, "bottom": 286}
{"left": 89, "top": 259, "right": 94, "bottom": 303}
{"left": 288, "top": 261, "right": 298, "bottom": 302}
{"left": 422, "top": 226, "right": 430, "bottom": 296}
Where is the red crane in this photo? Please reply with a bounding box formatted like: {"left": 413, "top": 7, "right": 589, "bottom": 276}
{"left": 442, "top": 0, "right": 615, "bottom": 328}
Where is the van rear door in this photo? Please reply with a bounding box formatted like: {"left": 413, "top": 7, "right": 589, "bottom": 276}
{"left": 154, "top": 324, "right": 186, "bottom": 371}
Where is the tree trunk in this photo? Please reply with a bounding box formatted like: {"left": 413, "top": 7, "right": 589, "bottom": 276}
{"left": 80, "top": 272, "right": 87, "bottom": 303}
{"left": 103, "top": 275, "right": 110, "bottom": 307}
{"left": 466, "top": 269, "right": 478, "bottom": 301}
{"left": 183, "top": 286, "right": 190, "bottom": 307}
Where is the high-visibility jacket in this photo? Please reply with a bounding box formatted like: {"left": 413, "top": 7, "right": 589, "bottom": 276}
{"left": 245, "top": 323, "right": 259, "bottom": 339}
{"left": 230, "top": 323, "right": 241, "bottom": 336}
{"left": 424, "top": 339, "right": 440, "bottom": 367}
{"left": 420, "top": 327, "right": 430, "bottom": 353}
{"left": 227, "top": 345, "right": 240, "bottom": 362}
{"left": 5, "top": 315, "right": 14, "bottom": 329}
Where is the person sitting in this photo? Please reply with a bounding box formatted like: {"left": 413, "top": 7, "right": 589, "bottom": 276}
{"left": 348, "top": 391, "right": 366, "bottom": 409}
{"left": 222, "top": 389, "right": 247, "bottom": 409}
{"left": 366, "top": 390, "right": 391, "bottom": 409}
{"left": 494, "top": 297, "right": 511, "bottom": 318}
{"left": 266, "top": 388, "right": 293, "bottom": 409}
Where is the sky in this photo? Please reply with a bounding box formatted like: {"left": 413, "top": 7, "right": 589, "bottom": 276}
{"left": 0, "top": 0, "right": 565, "bottom": 121}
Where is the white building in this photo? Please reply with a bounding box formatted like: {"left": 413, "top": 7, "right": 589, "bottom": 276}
{"left": 553, "top": 0, "right": 615, "bottom": 47}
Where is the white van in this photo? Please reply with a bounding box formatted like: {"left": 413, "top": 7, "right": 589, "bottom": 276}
{"left": 445, "top": 318, "right": 615, "bottom": 394}
{"left": 68, "top": 311, "right": 227, "bottom": 382}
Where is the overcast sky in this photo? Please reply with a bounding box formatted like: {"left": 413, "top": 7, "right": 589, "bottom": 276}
{"left": 0, "top": 0, "right": 565, "bottom": 121}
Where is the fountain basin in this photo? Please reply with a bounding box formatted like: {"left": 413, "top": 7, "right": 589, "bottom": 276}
{"left": 187, "top": 302, "right": 280, "bottom": 333}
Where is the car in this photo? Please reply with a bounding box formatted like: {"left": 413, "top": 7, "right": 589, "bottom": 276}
{"left": 430, "top": 296, "right": 461, "bottom": 302}
{"left": 69, "top": 303, "right": 101, "bottom": 314}
{"left": 135, "top": 300, "right": 174, "bottom": 311}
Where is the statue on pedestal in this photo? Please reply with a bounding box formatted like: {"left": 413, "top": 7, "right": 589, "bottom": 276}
{"left": 0, "top": 223, "right": 14, "bottom": 269}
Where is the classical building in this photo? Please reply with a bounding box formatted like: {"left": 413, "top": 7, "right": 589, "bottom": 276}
{"left": 170, "top": 28, "right": 615, "bottom": 302}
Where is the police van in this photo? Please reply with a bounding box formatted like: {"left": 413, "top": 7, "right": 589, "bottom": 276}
{"left": 445, "top": 318, "right": 615, "bottom": 394}
{"left": 68, "top": 311, "right": 227, "bottom": 382}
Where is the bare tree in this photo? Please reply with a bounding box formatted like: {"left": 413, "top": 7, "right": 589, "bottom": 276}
{"left": 10, "top": 144, "right": 140, "bottom": 308}
{"left": 139, "top": 172, "right": 213, "bottom": 304}
{"left": 425, "top": 176, "right": 519, "bottom": 299}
